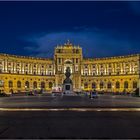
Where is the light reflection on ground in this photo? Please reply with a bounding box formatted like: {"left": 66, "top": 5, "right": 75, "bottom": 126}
{"left": 0, "top": 107, "right": 140, "bottom": 112}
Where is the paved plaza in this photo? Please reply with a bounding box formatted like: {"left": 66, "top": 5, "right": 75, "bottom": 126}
{"left": 0, "top": 94, "right": 140, "bottom": 108}
{"left": 0, "top": 94, "right": 140, "bottom": 139}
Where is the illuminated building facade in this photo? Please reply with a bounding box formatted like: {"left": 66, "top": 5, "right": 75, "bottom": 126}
{"left": 0, "top": 40, "right": 139, "bottom": 94}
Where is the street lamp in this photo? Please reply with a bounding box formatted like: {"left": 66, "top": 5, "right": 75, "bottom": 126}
{"left": 25, "top": 85, "right": 27, "bottom": 90}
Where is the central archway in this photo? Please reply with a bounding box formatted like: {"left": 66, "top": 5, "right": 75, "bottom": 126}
{"left": 64, "top": 59, "right": 73, "bottom": 74}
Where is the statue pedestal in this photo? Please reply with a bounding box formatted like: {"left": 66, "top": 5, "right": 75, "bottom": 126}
{"left": 63, "top": 83, "right": 73, "bottom": 94}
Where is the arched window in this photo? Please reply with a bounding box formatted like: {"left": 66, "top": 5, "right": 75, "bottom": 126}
{"left": 92, "top": 82, "right": 96, "bottom": 89}
{"left": 100, "top": 82, "right": 104, "bottom": 89}
{"left": 9, "top": 81, "right": 13, "bottom": 88}
{"left": 25, "top": 81, "right": 29, "bottom": 88}
{"left": 49, "top": 82, "right": 53, "bottom": 89}
{"left": 133, "top": 81, "right": 137, "bottom": 89}
{"left": 33, "top": 81, "right": 37, "bottom": 89}
{"left": 124, "top": 81, "right": 128, "bottom": 89}
{"left": 0, "top": 80, "right": 4, "bottom": 87}
{"left": 17, "top": 81, "right": 21, "bottom": 88}
{"left": 116, "top": 81, "right": 120, "bottom": 89}
{"left": 41, "top": 81, "right": 45, "bottom": 89}
{"left": 107, "top": 82, "right": 112, "bottom": 89}
{"left": 84, "top": 82, "right": 88, "bottom": 89}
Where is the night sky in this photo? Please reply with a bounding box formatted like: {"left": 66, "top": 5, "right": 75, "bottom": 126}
{"left": 0, "top": 1, "right": 140, "bottom": 58}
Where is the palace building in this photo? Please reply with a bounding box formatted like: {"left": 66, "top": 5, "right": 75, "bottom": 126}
{"left": 0, "top": 40, "right": 139, "bottom": 94}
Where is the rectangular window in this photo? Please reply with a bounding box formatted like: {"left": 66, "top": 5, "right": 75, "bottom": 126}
{"left": 58, "top": 58, "right": 61, "bottom": 64}
{"left": 76, "top": 49, "right": 79, "bottom": 53}
{"left": 85, "top": 65, "right": 88, "bottom": 69}
{"left": 58, "top": 66, "right": 61, "bottom": 71}
{"left": 57, "top": 49, "right": 61, "bottom": 53}
{"left": 76, "top": 58, "right": 78, "bottom": 63}
{"left": 72, "top": 58, "right": 74, "bottom": 63}
{"left": 75, "top": 65, "right": 78, "bottom": 71}
{"left": 92, "top": 65, "right": 96, "bottom": 68}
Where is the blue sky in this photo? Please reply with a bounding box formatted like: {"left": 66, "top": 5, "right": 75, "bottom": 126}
{"left": 0, "top": 1, "right": 140, "bottom": 58}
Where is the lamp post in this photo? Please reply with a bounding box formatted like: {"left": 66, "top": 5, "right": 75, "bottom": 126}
{"left": 112, "top": 85, "right": 114, "bottom": 94}
{"left": 25, "top": 85, "right": 27, "bottom": 95}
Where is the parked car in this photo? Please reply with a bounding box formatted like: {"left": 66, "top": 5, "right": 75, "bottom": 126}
{"left": 0, "top": 92, "right": 10, "bottom": 97}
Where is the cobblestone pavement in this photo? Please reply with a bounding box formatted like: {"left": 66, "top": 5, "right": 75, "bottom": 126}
{"left": 0, "top": 94, "right": 140, "bottom": 139}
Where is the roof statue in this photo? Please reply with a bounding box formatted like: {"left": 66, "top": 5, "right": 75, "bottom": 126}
{"left": 64, "top": 39, "right": 72, "bottom": 47}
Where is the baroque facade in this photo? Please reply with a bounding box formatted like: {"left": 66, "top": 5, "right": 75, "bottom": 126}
{"left": 0, "top": 40, "right": 139, "bottom": 94}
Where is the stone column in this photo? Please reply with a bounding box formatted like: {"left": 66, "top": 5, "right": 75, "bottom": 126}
{"left": 120, "top": 62, "right": 123, "bottom": 74}
{"left": 96, "top": 64, "right": 98, "bottom": 75}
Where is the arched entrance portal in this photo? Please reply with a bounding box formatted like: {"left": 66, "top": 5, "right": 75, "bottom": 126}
{"left": 64, "top": 59, "right": 73, "bottom": 74}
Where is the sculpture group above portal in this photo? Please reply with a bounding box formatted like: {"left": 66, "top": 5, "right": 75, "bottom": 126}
{"left": 64, "top": 39, "right": 72, "bottom": 47}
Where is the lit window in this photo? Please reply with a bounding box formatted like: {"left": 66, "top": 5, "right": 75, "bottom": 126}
{"left": 107, "top": 82, "right": 112, "bottom": 89}
{"left": 33, "top": 81, "right": 37, "bottom": 89}
{"left": 100, "top": 82, "right": 104, "bottom": 89}
{"left": 133, "top": 81, "right": 137, "bottom": 89}
{"left": 124, "top": 81, "right": 128, "bottom": 89}
{"left": 92, "top": 82, "right": 96, "bottom": 89}
{"left": 116, "top": 81, "right": 120, "bottom": 89}
{"left": 17, "top": 81, "right": 21, "bottom": 88}
{"left": 49, "top": 82, "right": 53, "bottom": 88}
{"left": 41, "top": 81, "right": 45, "bottom": 89}
{"left": 9, "top": 81, "right": 13, "bottom": 88}
{"left": 84, "top": 83, "right": 88, "bottom": 88}
{"left": 25, "top": 81, "right": 29, "bottom": 88}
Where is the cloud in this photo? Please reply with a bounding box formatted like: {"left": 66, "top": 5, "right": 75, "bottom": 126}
{"left": 23, "top": 28, "right": 140, "bottom": 58}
